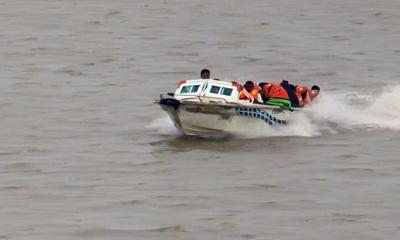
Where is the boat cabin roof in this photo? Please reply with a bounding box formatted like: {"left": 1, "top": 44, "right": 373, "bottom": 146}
{"left": 174, "top": 79, "right": 240, "bottom": 103}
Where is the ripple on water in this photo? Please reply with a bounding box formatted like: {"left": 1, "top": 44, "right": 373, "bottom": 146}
{"left": 0, "top": 185, "right": 29, "bottom": 191}
{"left": 338, "top": 154, "right": 358, "bottom": 159}
{"left": 259, "top": 201, "right": 279, "bottom": 207}
{"left": 128, "top": 160, "right": 164, "bottom": 167}
{"left": 142, "top": 225, "right": 185, "bottom": 233}
{"left": 330, "top": 212, "right": 369, "bottom": 223}
{"left": 107, "top": 11, "right": 122, "bottom": 16}
{"left": 241, "top": 233, "right": 256, "bottom": 239}
{"left": 79, "top": 225, "right": 185, "bottom": 237}
{"left": 252, "top": 183, "right": 280, "bottom": 189}
{"left": 238, "top": 56, "right": 265, "bottom": 63}
{"left": 58, "top": 68, "right": 87, "bottom": 76}
{"left": 0, "top": 150, "right": 22, "bottom": 156}
{"left": 233, "top": 183, "right": 281, "bottom": 191}
{"left": 120, "top": 199, "right": 145, "bottom": 206}
{"left": 332, "top": 167, "right": 374, "bottom": 173}
{"left": 3, "top": 162, "right": 39, "bottom": 173}
{"left": 18, "top": 37, "right": 38, "bottom": 41}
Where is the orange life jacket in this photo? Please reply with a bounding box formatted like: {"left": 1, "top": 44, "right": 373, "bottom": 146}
{"left": 250, "top": 88, "right": 260, "bottom": 98}
{"left": 231, "top": 81, "right": 243, "bottom": 91}
{"left": 295, "top": 85, "right": 311, "bottom": 107}
{"left": 239, "top": 89, "right": 260, "bottom": 100}
{"left": 239, "top": 81, "right": 260, "bottom": 100}
{"left": 263, "top": 83, "right": 289, "bottom": 99}
{"left": 239, "top": 90, "right": 249, "bottom": 100}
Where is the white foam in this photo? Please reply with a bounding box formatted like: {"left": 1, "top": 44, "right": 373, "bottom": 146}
{"left": 229, "top": 112, "right": 319, "bottom": 138}
{"left": 310, "top": 85, "right": 400, "bottom": 132}
{"left": 146, "top": 113, "right": 180, "bottom": 136}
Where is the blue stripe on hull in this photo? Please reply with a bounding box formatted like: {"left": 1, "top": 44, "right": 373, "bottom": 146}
{"left": 235, "top": 108, "right": 287, "bottom": 126}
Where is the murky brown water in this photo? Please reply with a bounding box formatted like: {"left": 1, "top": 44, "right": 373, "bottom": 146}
{"left": 1, "top": 0, "right": 400, "bottom": 239}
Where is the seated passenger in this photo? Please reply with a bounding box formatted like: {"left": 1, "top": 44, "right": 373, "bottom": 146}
{"left": 280, "top": 80, "right": 299, "bottom": 108}
{"left": 295, "top": 84, "right": 311, "bottom": 107}
{"left": 280, "top": 80, "right": 321, "bottom": 108}
{"left": 232, "top": 80, "right": 243, "bottom": 91}
{"left": 295, "top": 84, "right": 321, "bottom": 107}
{"left": 310, "top": 85, "right": 320, "bottom": 100}
{"left": 261, "top": 82, "right": 292, "bottom": 109}
{"left": 239, "top": 80, "right": 263, "bottom": 103}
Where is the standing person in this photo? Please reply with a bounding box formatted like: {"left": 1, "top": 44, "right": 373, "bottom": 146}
{"left": 200, "top": 68, "right": 210, "bottom": 79}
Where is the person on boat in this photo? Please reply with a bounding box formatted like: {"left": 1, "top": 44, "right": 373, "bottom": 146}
{"left": 239, "top": 80, "right": 263, "bottom": 103}
{"left": 261, "top": 81, "right": 292, "bottom": 109}
{"left": 310, "top": 85, "right": 320, "bottom": 99}
{"left": 294, "top": 84, "right": 311, "bottom": 107}
{"left": 200, "top": 68, "right": 210, "bottom": 79}
{"left": 294, "top": 84, "right": 321, "bottom": 107}
{"left": 280, "top": 80, "right": 299, "bottom": 108}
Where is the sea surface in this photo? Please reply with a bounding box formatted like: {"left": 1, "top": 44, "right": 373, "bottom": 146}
{"left": 1, "top": 0, "right": 400, "bottom": 239}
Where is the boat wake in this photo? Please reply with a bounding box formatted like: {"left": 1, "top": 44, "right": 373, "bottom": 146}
{"left": 149, "top": 85, "right": 400, "bottom": 138}
{"left": 309, "top": 84, "right": 400, "bottom": 134}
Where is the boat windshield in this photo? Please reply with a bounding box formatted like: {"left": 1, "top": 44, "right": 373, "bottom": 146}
{"left": 210, "top": 85, "right": 221, "bottom": 94}
{"left": 191, "top": 85, "right": 200, "bottom": 92}
{"left": 180, "top": 84, "right": 201, "bottom": 94}
{"left": 221, "top": 87, "right": 233, "bottom": 96}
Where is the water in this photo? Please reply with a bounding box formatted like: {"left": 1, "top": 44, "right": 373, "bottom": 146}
{"left": 1, "top": 0, "right": 400, "bottom": 239}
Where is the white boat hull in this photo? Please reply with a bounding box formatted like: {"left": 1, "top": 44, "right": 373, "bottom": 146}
{"left": 159, "top": 96, "right": 292, "bottom": 137}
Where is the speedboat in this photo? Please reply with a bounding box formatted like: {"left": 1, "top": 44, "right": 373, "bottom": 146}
{"left": 156, "top": 79, "right": 295, "bottom": 137}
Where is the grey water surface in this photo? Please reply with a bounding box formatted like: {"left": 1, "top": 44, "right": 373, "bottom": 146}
{"left": 1, "top": 0, "right": 400, "bottom": 239}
